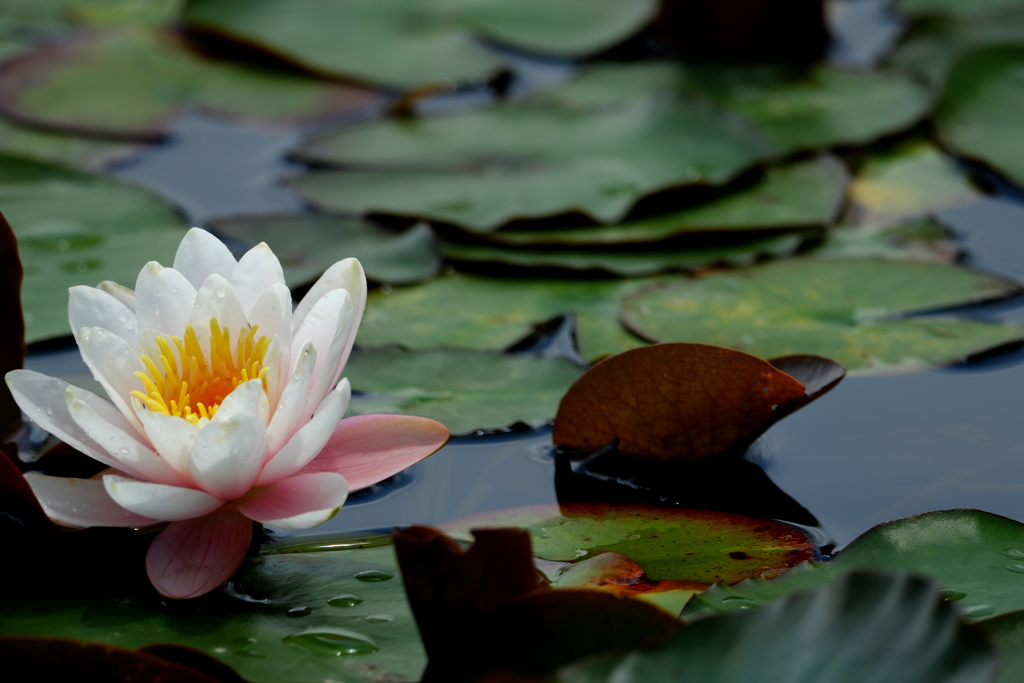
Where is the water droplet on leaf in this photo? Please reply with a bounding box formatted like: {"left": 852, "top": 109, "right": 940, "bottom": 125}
{"left": 287, "top": 606, "right": 312, "bottom": 617}
{"left": 962, "top": 604, "right": 995, "bottom": 618}
{"left": 328, "top": 595, "right": 364, "bottom": 608}
{"left": 939, "top": 588, "right": 967, "bottom": 602}
{"left": 283, "top": 629, "right": 379, "bottom": 656}
{"left": 354, "top": 570, "right": 393, "bottom": 582}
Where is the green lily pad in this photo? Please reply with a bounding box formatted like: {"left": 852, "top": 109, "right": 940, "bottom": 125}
{"left": 211, "top": 215, "right": 441, "bottom": 287}
{"left": 894, "top": 0, "right": 1024, "bottom": 18}
{"left": 809, "top": 217, "right": 959, "bottom": 264}
{"left": 543, "top": 62, "right": 931, "bottom": 157}
{"left": 356, "top": 272, "right": 665, "bottom": 361}
{"left": 483, "top": 156, "right": 846, "bottom": 247}
{"left": 845, "top": 142, "right": 982, "bottom": 226}
{"left": 0, "top": 539, "right": 425, "bottom": 683}
{"left": 3, "top": 154, "right": 186, "bottom": 343}
{"left": 888, "top": 15, "right": 1024, "bottom": 86}
{"left": 291, "top": 99, "right": 769, "bottom": 232}
{"left": 0, "top": 29, "right": 380, "bottom": 140}
{"left": 438, "top": 233, "right": 805, "bottom": 277}
{"left": 0, "top": 0, "right": 174, "bottom": 34}
{"left": 684, "top": 509, "right": 1024, "bottom": 624}
{"left": 0, "top": 117, "right": 145, "bottom": 170}
{"left": 620, "top": 259, "right": 1024, "bottom": 373}
{"left": 442, "top": 503, "right": 813, "bottom": 584}
{"left": 936, "top": 44, "right": 1024, "bottom": 190}
{"left": 67, "top": 0, "right": 183, "bottom": 28}
{"left": 559, "top": 571, "right": 998, "bottom": 683}
{"left": 345, "top": 348, "right": 584, "bottom": 435}
{"left": 182, "top": 0, "right": 656, "bottom": 89}
{"left": 977, "top": 611, "right": 1024, "bottom": 683}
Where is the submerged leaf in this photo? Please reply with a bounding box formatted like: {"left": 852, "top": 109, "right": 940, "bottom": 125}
{"left": 552, "top": 343, "right": 840, "bottom": 463}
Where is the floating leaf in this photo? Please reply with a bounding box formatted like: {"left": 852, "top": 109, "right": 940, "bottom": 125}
{"left": 845, "top": 142, "right": 982, "bottom": 226}
{"left": 357, "top": 273, "right": 665, "bottom": 361}
{"left": 543, "top": 62, "right": 931, "bottom": 157}
{"left": 888, "top": 14, "right": 1024, "bottom": 85}
{"left": 211, "top": 215, "right": 440, "bottom": 286}
{"left": 685, "top": 509, "right": 1024, "bottom": 624}
{"left": 2, "top": 154, "right": 185, "bottom": 343}
{"left": 67, "top": 0, "right": 183, "bottom": 28}
{"left": 976, "top": 611, "right": 1024, "bottom": 683}
{"left": 0, "top": 29, "right": 379, "bottom": 140}
{"left": 559, "top": 572, "right": 999, "bottom": 683}
{"left": 552, "top": 344, "right": 842, "bottom": 463}
{"left": 292, "top": 99, "right": 769, "bottom": 231}
{"left": 894, "top": 0, "right": 1024, "bottom": 18}
{"left": 936, "top": 44, "right": 1024, "bottom": 190}
{"left": 620, "top": 259, "right": 1024, "bottom": 373}
{"left": 482, "top": 157, "right": 846, "bottom": 247}
{"left": 182, "top": 0, "right": 656, "bottom": 88}
{"left": 0, "top": 541, "right": 425, "bottom": 683}
{"left": 0, "top": 116, "right": 145, "bottom": 170}
{"left": 345, "top": 348, "right": 584, "bottom": 435}
{"left": 809, "top": 217, "right": 959, "bottom": 264}
{"left": 442, "top": 503, "right": 814, "bottom": 585}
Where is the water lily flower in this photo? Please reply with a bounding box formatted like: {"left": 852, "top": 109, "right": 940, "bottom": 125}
{"left": 6, "top": 228, "right": 449, "bottom": 599}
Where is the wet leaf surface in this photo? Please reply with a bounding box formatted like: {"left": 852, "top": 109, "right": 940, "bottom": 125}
{"left": 345, "top": 348, "right": 584, "bottom": 435}
{"left": 936, "top": 44, "right": 1024, "bottom": 191}
{"left": 356, "top": 272, "right": 664, "bottom": 361}
{"left": 0, "top": 540, "right": 425, "bottom": 683}
{"left": 552, "top": 344, "right": 835, "bottom": 463}
{"left": 292, "top": 99, "right": 769, "bottom": 231}
{"left": 685, "top": 509, "right": 1024, "bottom": 624}
{"left": 0, "top": 29, "right": 380, "bottom": 140}
{"left": 2, "top": 154, "right": 185, "bottom": 343}
{"left": 211, "top": 214, "right": 441, "bottom": 287}
{"left": 621, "top": 259, "right": 1024, "bottom": 373}
{"left": 442, "top": 503, "right": 814, "bottom": 585}
{"left": 559, "top": 572, "right": 999, "bottom": 683}
{"left": 976, "top": 610, "right": 1024, "bottom": 683}
{"left": 183, "top": 0, "right": 656, "bottom": 88}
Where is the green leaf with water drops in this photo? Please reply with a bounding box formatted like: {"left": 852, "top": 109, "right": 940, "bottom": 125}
{"left": 438, "top": 233, "right": 805, "bottom": 277}
{"left": 291, "top": 99, "right": 769, "bottom": 232}
{"left": 2, "top": 154, "right": 186, "bottom": 344}
{"left": 0, "top": 29, "right": 379, "bottom": 141}
{"left": 976, "top": 610, "right": 1024, "bottom": 683}
{"left": 936, "top": 44, "right": 1024, "bottom": 191}
{"left": 558, "top": 571, "right": 999, "bottom": 683}
{"left": 345, "top": 348, "right": 584, "bottom": 435}
{"left": 620, "top": 259, "right": 1024, "bottom": 374}
{"left": 356, "top": 272, "right": 664, "bottom": 361}
{"left": 211, "top": 215, "right": 441, "bottom": 287}
{"left": 442, "top": 503, "right": 813, "bottom": 585}
{"left": 182, "top": 0, "right": 655, "bottom": 89}
{"left": 684, "top": 509, "right": 1024, "bottom": 625}
{"left": 844, "top": 142, "right": 982, "bottom": 226}
{"left": 0, "top": 539, "right": 425, "bottom": 683}
{"left": 540, "top": 62, "right": 931, "bottom": 157}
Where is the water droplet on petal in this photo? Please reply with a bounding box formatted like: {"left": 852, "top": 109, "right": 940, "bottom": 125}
{"left": 354, "top": 570, "right": 393, "bottom": 583}
{"left": 44, "top": 406, "right": 54, "bottom": 416}
{"left": 283, "top": 629, "right": 379, "bottom": 656}
{"left": 328, "top": 595, "right": 364, "bottom": 608}
{"left": 215, "top": 286, "right": 228, "bottom": 299}
{"left": 119, "top": 447, "right": 131, "bottom": 455}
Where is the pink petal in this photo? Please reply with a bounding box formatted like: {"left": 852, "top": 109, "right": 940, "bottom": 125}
{"left": 103, "top": 474, "right": 224, "bottom": 521}
{"left": 300, "top": 414, "right": 449, "bottom": 491}
{"left": 172, "top": 228, "right": 238, "bottom": 289}
{"left": 237, "top": 472, "right": 347, "bottom": 527}
{"left": 25, "top": 473, "right": 159, "bottom": 528}
{"left": 146, "top": 505, "right": 252, "bottom": 599}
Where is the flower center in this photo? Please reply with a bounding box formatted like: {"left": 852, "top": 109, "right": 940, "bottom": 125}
{"left": 131, "top": 317, "right": 271, "bottom": 426}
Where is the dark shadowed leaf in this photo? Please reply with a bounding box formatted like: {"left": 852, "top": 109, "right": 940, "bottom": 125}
{"left": 345, "top": 348, "right": 584, "bottom": 435}
{"left": 552, "top": 343, "right": 839, "bottom": 463}
{"left": 211, "top": 214, "right": 440, "bottom": 286}
{"left": 895, "top": 0, "right": 1024, "bottom": 18}
{"left": 685, "top": 509, "right": 1024, "bottom": 624}
{"left": 621, "top": 259, "right": 1024, "bottom": 373}
{"left": 0, "top": 29, "right": 380, "bottom": 140}
{"left": 182, "top": 0, "right": 656, "bottom": 88}
{"left": 559, "top": 572, "right": 998, "bottom": 683}
{"left": 976, "top": 611, "right": 1024, "bottom": 683}
{"left": 888, "top": 14, "right": 1024, "bottom": 85}
{"left": 0, "top": 211, "right": 23, "bottom": 435}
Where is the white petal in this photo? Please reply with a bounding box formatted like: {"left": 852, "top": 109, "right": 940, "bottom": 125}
{"left": 97, "top": 280, "right": 136, "bottom": 312}
{"left": 188, "top": 274, "right": 249, "bottom": 358}
{"left": 103, "top": 474, "right": 224, "bottom": 521}
{"left": 263, "top": 508, "right": 341, "bottom": 529}
{"left": 135, "top": 404, "right": 200, "bottom": 480}
{"left": 291, "top": 289, "right": 353, "bottom": 413}
{"left": 257, "top": 378, "right": 350, "bottom": 486}
{"left": 77, "top": 327, "right": 145, "bottom": 433}
{"left": 262, "top": 335, "right": 285, "bottom": 413}
{"left": 188, "top": 412, "right": 267, "bottom": 500}
{"left": 266, "top": 340, "right": 316, "bottom": 455}
{"left": 247, "top": 282, "right": 292, "bottom": 370}
{"left": 134, "top": 261, "right": 198, "bottom": 336}
{"left": 64, "top": 385, "right": 186, "bottom": 486}
{"left": 173, "top": 227, "right": 238, "bottom": 289}
{"left": 25, "top": 473, "right": 158, "bottom": 528}
{"left": 293, "top": 257, "right": 365, "bottom": 338}
{"left": 215, "top": 378, "right": 269, "bottom": 427}
{"left": 68, "top": 286, "right": 138, "bottom": 347}
{"left": 7, "top": 370, "right": 146, "bottom": 476}
{"left": 232, "top": 242, "right": 287, "bottom": 316}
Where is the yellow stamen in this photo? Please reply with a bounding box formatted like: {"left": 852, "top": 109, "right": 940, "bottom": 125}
{"left": 131, "top": 318, "right": 271, "bottom": 426}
